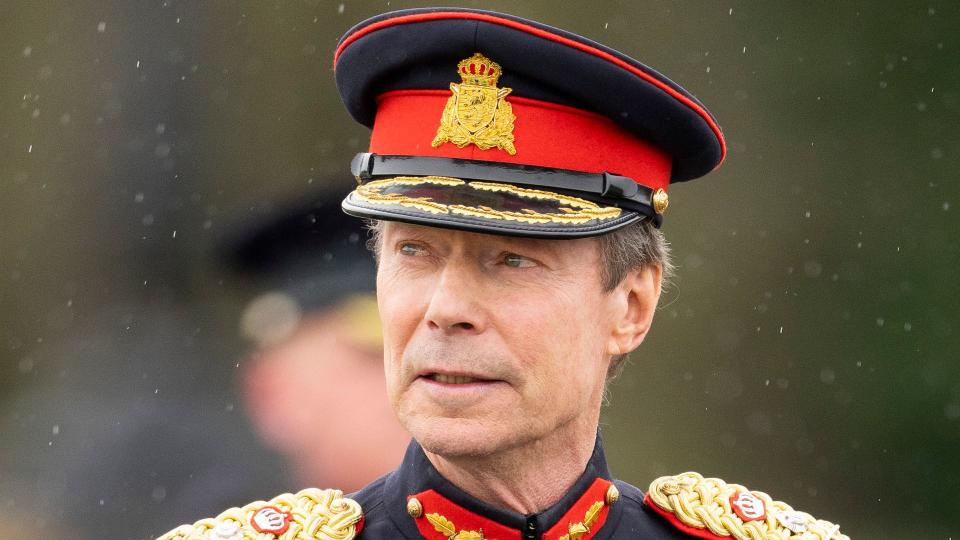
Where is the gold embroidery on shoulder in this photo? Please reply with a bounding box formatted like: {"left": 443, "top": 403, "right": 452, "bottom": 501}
{"left": 648, "top": 472, "right": 848, "bottom": 540}
{"left": 156, "top": 488, "right": 362, "bottom": 540}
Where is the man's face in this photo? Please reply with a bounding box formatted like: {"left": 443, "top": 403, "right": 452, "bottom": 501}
{"left": 376, "top": 221, "right": 623, "bottom": 457}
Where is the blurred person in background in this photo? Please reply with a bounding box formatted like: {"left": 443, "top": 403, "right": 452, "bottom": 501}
{"left": 0, "top": 186, "right": 407, "bottom": 540}
{"left": 224, "top": 186, "right": 410, "bottom": 493}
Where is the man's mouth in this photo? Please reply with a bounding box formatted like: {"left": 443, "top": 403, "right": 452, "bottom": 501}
{"left": 415, "top": 371, "right": 508, "bottom": 403}
{"left": 426, "top": 373, "right": 484, "bottom": 384}
{"left": 419, "top": 371, "right": 502, "bottom": 386}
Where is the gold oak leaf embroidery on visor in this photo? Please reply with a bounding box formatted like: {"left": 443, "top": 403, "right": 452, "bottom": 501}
{"left": 353, "top": 176, "right": 623, "bottom": 225}
{"left": 432, "top": 53, "right": 517, "bottom": 155}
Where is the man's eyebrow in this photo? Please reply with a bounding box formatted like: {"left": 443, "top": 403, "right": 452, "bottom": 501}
{"left": 385, "top": 223, "right": 437, "bottom": 242}
{"left": 495, "top": 237, "right": 570, "bottom": 260}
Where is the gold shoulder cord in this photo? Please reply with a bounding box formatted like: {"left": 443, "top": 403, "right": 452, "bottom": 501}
{"left": 157, "top": 488, "right": 362, "bottom": 540}
{"left": 648, "top": 472, "right": 848, "bottom": 540}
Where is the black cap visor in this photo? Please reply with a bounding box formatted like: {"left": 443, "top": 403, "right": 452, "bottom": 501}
{"left": 342, "top": 176, "right": 644, "bottom": 239}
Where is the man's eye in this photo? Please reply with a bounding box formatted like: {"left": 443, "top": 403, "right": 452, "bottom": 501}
{"left": 399, "top": 243, "right": 426, "bottom": 256}
{"left": 502, "top": 253, "right": 536, "bottom": 268}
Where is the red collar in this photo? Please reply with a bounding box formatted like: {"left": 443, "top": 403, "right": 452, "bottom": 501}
{"left": 406, "top": 477, "right": 616, "bottom": 540}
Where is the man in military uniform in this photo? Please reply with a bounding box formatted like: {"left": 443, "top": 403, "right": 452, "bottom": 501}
{"left": 160, "top": 8, "right": 847, "bottom": 540}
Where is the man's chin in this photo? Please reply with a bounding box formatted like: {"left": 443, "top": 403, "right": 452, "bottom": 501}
{"left": 404, "top": 416, "right": 526, "bottom": 458}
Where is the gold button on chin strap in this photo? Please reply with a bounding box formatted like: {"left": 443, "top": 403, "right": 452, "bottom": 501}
{"left": 652, "top": 188, "right": 669, "bottom": 215}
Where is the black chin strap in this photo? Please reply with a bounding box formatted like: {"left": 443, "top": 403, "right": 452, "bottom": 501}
{"left": 350, "top": 153, "right": 661, "bottom": 224}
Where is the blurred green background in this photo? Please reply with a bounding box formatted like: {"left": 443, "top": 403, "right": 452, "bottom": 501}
{"left": 1, "top": 1, "right": 957, "bottom": 538}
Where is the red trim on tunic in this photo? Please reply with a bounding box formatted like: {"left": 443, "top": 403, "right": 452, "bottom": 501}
{"left": 643, "top": 492, "right": 723, "bottom": 540}
{"left": 334, "top": 11, "right": 726, "bottom": 167}
{"left": 370, "top": 90, "right": 672, "bottom": 191}
{"left": 541, "top": 478, "right": 613, "bottom": 540}
{"left": 407, "top": 490, "right": 521, "bottom": 540}
{"left": 406, "top": 479, "right": 615, "bottom": 540}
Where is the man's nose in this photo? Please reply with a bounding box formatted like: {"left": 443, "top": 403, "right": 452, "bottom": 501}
{"left": 423, "top": 262, "right": 485, "bottom": 334}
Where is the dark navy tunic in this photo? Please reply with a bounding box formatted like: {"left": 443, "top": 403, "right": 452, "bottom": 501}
{"left": 350, "top": 437, "right": 688, "bottom": 539}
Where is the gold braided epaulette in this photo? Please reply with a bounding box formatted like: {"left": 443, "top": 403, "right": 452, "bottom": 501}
{"left": 156, "top": 488, "right": 362, "bottom": 540}
{"left": 646, "top": 472, "right": 849, "bottom": 540}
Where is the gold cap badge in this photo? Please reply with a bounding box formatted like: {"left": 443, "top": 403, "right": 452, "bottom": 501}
{"left": 432, "top": 53, "right": 517, "bottom": 155}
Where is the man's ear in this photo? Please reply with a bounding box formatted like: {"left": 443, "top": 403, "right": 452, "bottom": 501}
{"left": 606, "top": 264, "right": 663, "bottom": 356}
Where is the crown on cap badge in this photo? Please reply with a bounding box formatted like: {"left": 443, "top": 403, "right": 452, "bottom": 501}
{"left": 456, "top": 53, "right": 503, "bottom": 86}
{"left": 432, "top": 53, "right": 517, "bottom": 155}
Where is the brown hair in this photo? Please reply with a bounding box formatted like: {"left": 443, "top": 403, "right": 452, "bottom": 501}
{"left": 597, "top": 219, "right": 673, "bottom": 381}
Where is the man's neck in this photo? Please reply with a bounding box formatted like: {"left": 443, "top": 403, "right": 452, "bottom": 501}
{"left": 423, "top": 415, "right": 600, "bottom": 515}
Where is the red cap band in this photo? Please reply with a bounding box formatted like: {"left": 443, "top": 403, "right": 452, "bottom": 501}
{"left": 370, "top": 90, "right": 672, "bottom": 191}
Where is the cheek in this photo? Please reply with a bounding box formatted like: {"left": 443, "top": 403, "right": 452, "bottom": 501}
{"left": 498, "top": 287, "right": 606, "bottom": 383}
{"left": 378, "top": 287, "right": 420, "bottom": 346}
{"left": 377, "top": 270, "right": 425, "bottom": 384}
